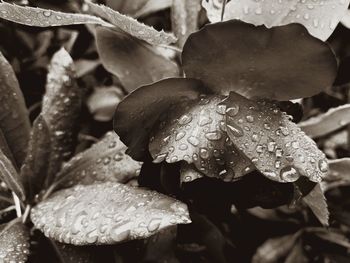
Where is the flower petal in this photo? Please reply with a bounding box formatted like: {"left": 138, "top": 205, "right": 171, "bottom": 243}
{"left": 182, "top": 20, "right": 337, "bottom": 100}
{"left": 114, "top": 78, "right": 207, "bottom": 161}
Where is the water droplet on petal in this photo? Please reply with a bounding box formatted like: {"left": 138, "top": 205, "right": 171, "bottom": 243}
{"left": 227, "top": 123, "right": 244, "bottom": 137}
{"left": 280, "top": 166, "right": 299, "bottom": 182}
{"left": 318, "top": 159, "right": 328, "bottom": 173}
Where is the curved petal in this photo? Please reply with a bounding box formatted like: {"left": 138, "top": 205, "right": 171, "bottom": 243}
{"left": 182, "top": 20, "right": 337, "bottom": 100}
{"left": 113, "top": 78, "right": 207, "bottom": 161}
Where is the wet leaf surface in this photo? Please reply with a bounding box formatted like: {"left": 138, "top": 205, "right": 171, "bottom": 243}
{"left": 0, "top": 52, "right": 31, "bottom": 168}
{"left": 87, "top": 1, "right": 176, "bottom": 45}
{"left": 96, "top": 27, "right": 180, "bottom": 93}
{"left": 0, "top": 220, "right": 30, "bottom": 263}
{"left": 182, "top": 20, "right": 337, "bottom": 100}
{"left": 202, "top": 0, "right": 350, "bottom": 41}
{"left": 303, "top": 184, "right": 329, "bottom": 226}
{"left": 224, "top": 92, "right": 328, "bottom": 183}
{"left": 31, "top": 182, "right": 191, "bottom": 245}
{"left": 57, "top": 132, "right": 142, "bottom": 188}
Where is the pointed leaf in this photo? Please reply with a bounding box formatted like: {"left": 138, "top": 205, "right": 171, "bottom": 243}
{"left": 182, "top": 20, "right": 337, "bottom": 100}
{"left": 299, "top": 104, "right": 350, "bottom": 138}
{"left": 203, "top": 0, "right": 350, "bottom": 41}
{"left": 0, "top": 1, "right": 111, "bottom": 27}
{"left": 87, "top": 1, "right": 176, "bottom": 45}
{"left": 42, "top": 48, "right": 83, "bottom": 183}
{"left": 21, "top": 115, "right": 51, "bottom": 200}
{"left": 303, "top": 184, "right": 329, "bottom": 226}
{"left": 96, "top": 27, "right": 179, "bottom": 93}
{"left": 0, "top": 52, "right": 31, "bottom": 168}
{"left": 0, "top": 220, "right": 30, "bottom": 263}
{"left": 149, "top": 95, "right": 254, "bottom": 181}
{"left": 57, "top": 132, "right": 142, "bottom": 188}
{"left": 224, "top": 92, "right": 328, "bottom": 183}
{"left": 114, "top": 78, "right": 207, "bottom": 161}
{"left": 31, "top": 182, "right": 191, "bottom": 245}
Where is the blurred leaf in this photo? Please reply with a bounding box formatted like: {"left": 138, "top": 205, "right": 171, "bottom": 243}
{"left": 303, "top": 184, "right": 329, "bottom": 226}
{"left": 310, "top": 228, "right": 350, "bottom": 249}
{"left": 133, "top": 0, "right": 172, "bottom": 18}
{"left": 0, "top": 1, "right": 112, "bottom": 27}
{"left": 42, "top": 48, "right": 82, "bottom": 184}
{"left": 0, "top": 148, "right": 25, "bottom": 201}
{"left": 252, "top": 232, "right": 301, "bottom": 263}
{"left": 75, "top": 59, "right": 100, "bottom": 78}
{"left": 21, "top": 115, "right": 51, "bottom": 201}
{"left": 0, "top": 220, "right": 30, "bottom": 263}
{"left": 31, "top": 182, "right": 191, "bottom": 245}
{"left": 96, "top": 27, "right": 180, "bottom": 93}
{"left": 171, "top": 0, "right": 201, "bottom": 48}
{"left": 149, "top": 95, "right": 253, "bottom": 181}
{"left": 86, "top": 1, "right": 176, "bottom": 45}
{"left": 182, "top": 20, "right": 337, "bottom": 100}
{"left": 0, "top": 52, "right": 31, "bottom": 168}
{"left": 57, "top": 132, "right": 142, "bottom": 188}
{"left": 328, "top": 158, "right": 350, "bottom": 180}
{"left": 114, "top": 78, "right": 206, "bottom": 161}
{"left": 299, "top": 104, "right": 350, "bottom": 138}
{"left": 284, "top": 241, "right": 308, "bottom": 263}
{"left": 203, "top": 0, "right": 350, "bottom": 41}
{"left": 86, "top": 86, "right": 122, "bottom": 122}
{"left": 0, "top": 129, "right": 16, "bottom": 170}
{"left": 224, "top": 92, "right": 328, "bottom": 183}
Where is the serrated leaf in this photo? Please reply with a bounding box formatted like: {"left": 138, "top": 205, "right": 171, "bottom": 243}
{"left": 224, "top": 92, "right": 328, "bottom": 183}
{"left": 171, "top": 0, "right": 201, "bottom": 48}
{"left": 202, "top": 0, "right": 350, "bottom": 41}
{"left": 31, "top": 182, "right": 191, "bottom": 245}
{"left": 299, "top": 104, "right": 350, "bottom": 138}
{"left": 114, "top": 78, "right": 207, "bottom": 161}
{"left": 96, "top": 27, "right": 179, "bottom": 93}
{"left": 182, "top": 20, "right": 337, "bottom": 100}
{"left": 0, "top": 1, "right": 112, "bottom": 27}
{"left": 42, "top": 48, "right": 82, "bottom": 184}
{"left": 149, "top": 95, "right": 254, "bottom": 182}
{"left": 0, "top": 220, "right": 30, "bottom": 263}
{"left": 0, "top": 52, "right": 31, "bottom": 168}
{"left": 252, "top": 232, "right": 300, "bottom": 263}
{"left": 57, "top": 132, "right": 142, "bottom": 188}
{"left": 21, "top": 115, "right": 51, "bottom": 200}
{"left": 303, "top": 184, "right": 329, "bottom": 226}
{"left": 87, "top": 1, "right": 176, "bottom": 45}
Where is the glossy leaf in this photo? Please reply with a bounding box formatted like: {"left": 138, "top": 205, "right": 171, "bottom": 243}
{"left": 96, "top": 27, "right": 179, "bottom": 93}
{"left": 182, "top": 20, "right": 337, "bottom": 100}
{"left": 87, "top": 1, "right": 176, "bottom": 45}
{"left": 0, "top": 220, "right": 30, "bottom": 263}
{"left": 202, "top": 0, "right": 350, "bottom": 41}
{"left": 303, "top": 184, "right": 329, "bottom": 226}
{"left": 171, "top": 0, "right": 202, "bottom": 48}
{"left": 252, "top": 232, "right": 300, "bottom": 263}
{"left": 149, "top": 95, "right": 254, "bottom": 181}
{"left": 114, "top": 78, "right": 207, "bottom": 161}
{"left": 57, "top": 132, "right": 142, "bottom": 188}
{"left": 0, "top": 1, "right": 112, "bottom": 27}
{"left": 31, "top": 182, "right": 191, "bottom": 245}
{"left": 299, "top": 104, "right": 350, "bottom": 138}
{"left": 21, "top": 115, "right": 51, "bottom": 200}
{"left": 42, "top": 48, "right": 82, "bottom": 183}
{"left": 224, "top": 92, "right": 328, "bottom": 183}
{"left": 0, "top": 52, "right": 31, "bottom": 168}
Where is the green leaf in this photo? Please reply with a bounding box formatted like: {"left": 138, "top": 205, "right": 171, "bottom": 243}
{"left": 299, "top": 104, "right": 350, "bottom": 138}
{"left": 303, "top": 184, "right": 329, "bottom": 226}
{"left": 96, "top": 27, "right": 179, "bottom": 93}
{"left": 202, "top": 0, "right": 350, "bottom": 41}
{"left": 171, "top": 0, "right": 201, "bottom": 48}
{"left": 149, "top": 95, "right": 254, "bottom": 182}
{"left": 224, "top": 92, "right": 328, "bottom": 183}
{"left": 86, "top": 1, "right": 176, "bottom": 45}
{"left": 0, "top": 1, "right": 111, "bottom": 27}
{"left": 0, "top": 52, "right": 31, "bottom": 168}
{"left": 56, "top": 132, "right": 142, "bottom": 188}
{"left": 0, "top": 220, "right": 30, "bottom": 263}
{"left": 31, "top": 182, "right": 191, "bottom": 245}
{"left": 21, "top": 115, "right": 51, "bottom": 200}
{"left": 42, "top": 48, "right": 83, "bottom": 184}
